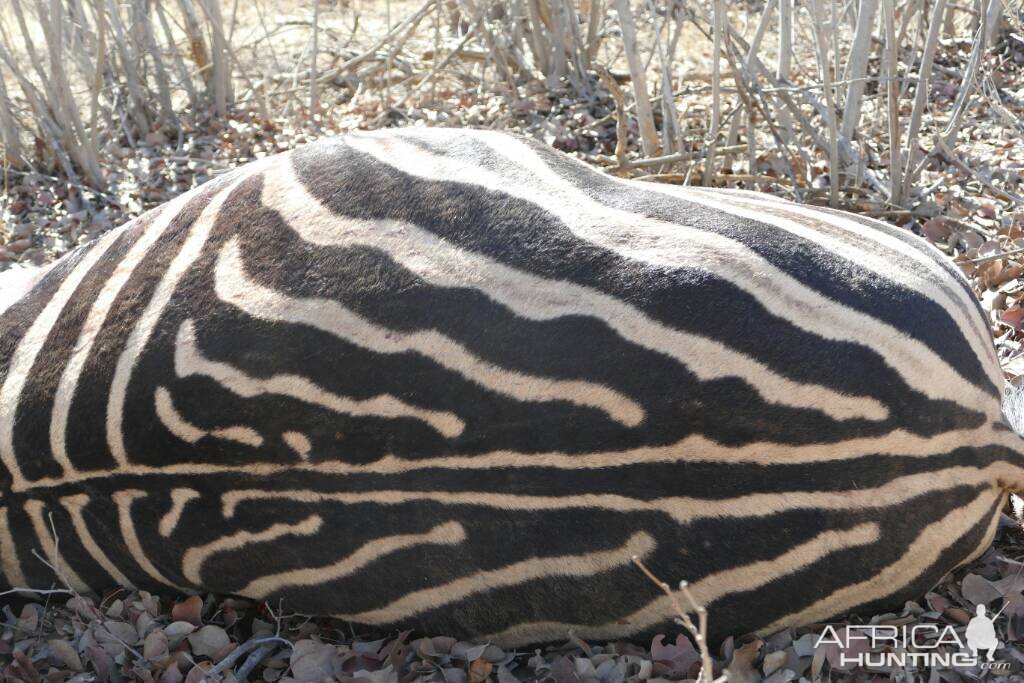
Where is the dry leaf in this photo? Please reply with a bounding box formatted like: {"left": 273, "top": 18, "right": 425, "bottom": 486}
{"left": 724, "top": 639, "right": 761, "bottom": 683}
{"left": 188, "top": 625, "right": 230, "bottom": 659}
{"left": 172, "top": 596, "right": 204, "bottom": 627}
{"left": 762, "top": 649, "right": 787, "bottom": 676}
{"left": 164, "top": 621, "right": 196, "bottom": 647}
{"left": 144, "top": 630, "right": 170, "bottom": 662}
{"left": 289, "top": 639, "right": 341, "bottom": 683}
{"left": 962, "top": 572, "right": 1002, "bottom": 605}
{"left": 468, "top": 658, "right": 491, "bottom": 683}
{"left": 47, "top": 640, "right": 82, "bottom": 672}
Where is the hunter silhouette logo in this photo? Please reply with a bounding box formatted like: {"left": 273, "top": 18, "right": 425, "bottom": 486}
{"left": 966, "top": 604, "right": 1002, "bottom": 662}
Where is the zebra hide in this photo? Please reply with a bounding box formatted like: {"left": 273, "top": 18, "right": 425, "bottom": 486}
{"left": 1, "top": 127, "right": 1022, "bottom": 645}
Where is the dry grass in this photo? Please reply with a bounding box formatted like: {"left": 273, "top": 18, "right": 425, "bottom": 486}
{"left": 0, "top": 0, "right": 1020, "bottom": 203}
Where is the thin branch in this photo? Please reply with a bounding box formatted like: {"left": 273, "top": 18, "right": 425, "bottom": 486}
{"left": 613, "top": 0, "right": 660, "bottom": 157}
{"left": 899, "top": 0, "right": 950, "bottom": 203}
{"left": 632, "top": 556, "right": 724, "bottom": 683}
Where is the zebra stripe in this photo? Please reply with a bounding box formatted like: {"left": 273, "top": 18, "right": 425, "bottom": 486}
{"left": 345, "top": 130, "right": 994, "bottom": 415}
{"left": 106, "top": 167, "right": 265, "bottom": 467}
{"left": 238, "top": 520, "right": 468, "bottom": 600}
{"left": 1, "top": 127, "right": 1022, "bottom": 645}
{"left": 211, "top": 240, "right": 641, "bottom": 428}
{"left": 260, "top": 157, "right": 887, "bottom": 423}
{"left": 59, "top": 494, "right": 135, "bottom": 588}
{"left": 0, "top": 231, "right": 121, "bottom": 488}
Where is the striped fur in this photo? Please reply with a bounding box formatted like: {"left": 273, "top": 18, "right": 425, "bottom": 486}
{"left": 1, "top": 127, "right": 1022, "bottom": 645}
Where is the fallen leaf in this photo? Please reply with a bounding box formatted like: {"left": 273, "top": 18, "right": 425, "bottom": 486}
{"left": 468, "top": 658, "right": 492, "bottom": 683}
{"left": 188, "top": 625, "right": 230, "bottom": 659}
{"left": 164, "top": 622, "right": 196, "bottom": 647}
{"left": 172, "top": 596, "right": 204, "bottom": 627}
{"left": 762, "top": 649, "right": 787, "bottom": 676}
{"left": 144, "top": 630, "right": 169, "bottom": 662}
{"left": 48, "top": 639, "right": 83, "bottom": 672}
{"left": 962, "top": 572, "right": 1002, "bottom": 605}
{"left": 725, "top": 639, "right": 761, "bottom": 683}
{"left": 922, "top": 217, "right": 954, "bottom": 242}
{"left": 289, "top": 639, "right": 341, "bottom": 683}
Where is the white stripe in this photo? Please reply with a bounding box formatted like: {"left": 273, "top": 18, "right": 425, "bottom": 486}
{"left": 239, "top": 521, "right": 466, "bottom": 599}
{"left": 106, "top": 167, "right": 261, "bottom": 467}
{"left": 344, "top": 531, "right": 655, "bottom": 624}
{"left": 24, "top": 499, "right": 90, "bottom": 592}
{"left": 0, "top": 263, "right": 52, "bottom": 316}
{"left": 0, "top": 507, "right": 26, "bottom": 588}
{"left": 159, "top": 488, "right": 200, "bottom": 538}
{"left": 388, "top": 128, "right": 1000, "bottom": 393}
{"left": 50, "top": 197, "right": 191, "bottom": 474}
{"left": 0, "top": 230, "right": 120, "bottom": 487}
{"left": 481, "top": 521, "right": 881, "bottom": 646}
{"left": 218, "top": 462, "right": 1014, "bottom": 524}
{"left": 181, "top": 513, "right": 322, "bottom": 584}
{"left": 365, "top": 129, "right": 992, "bottom": 420}
{"left": 262, "top": 153, "right": 887, "bottom": 423}
{"left": 756, "top": 487, "right": 1002, "bottom": 634}
{"left": 154, "top": 386, "right": 205, "bottom": 443}
{"left": 211, "top": 425, "right": 264, "bottom": 447}
{"left": 680, "top": 186, "right": 1001, "bottom": 391}
{"left": 213, "top": 238, "right": 645, "bottom": 428}
{"left": 111, "top": 489, "right": 188, "bottom": 591}
{"left": 282, "top": 431, "right": 312, "bottom": 460}
{"left": 174, "top": 318, "right": 466, "bottom": 438}
{"left": 154, "top": 384, "right": 264, "bottom": 447}
{"left": 473, "top": 130, "right": 999, "bottom": 415}
{"left": 15, "top": 421, "right": 1018, "bottom": 495}
{"left": 59, "top": 495, "right": 135, "bottom": 587}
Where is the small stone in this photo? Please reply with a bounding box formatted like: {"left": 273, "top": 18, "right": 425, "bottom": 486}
{"left": 8, "top": 238, "right": 32, "bottom": 254}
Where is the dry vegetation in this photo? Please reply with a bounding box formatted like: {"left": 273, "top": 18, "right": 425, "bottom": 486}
{"left": 4, "top": 0, "right": 1024, "bottom": 681}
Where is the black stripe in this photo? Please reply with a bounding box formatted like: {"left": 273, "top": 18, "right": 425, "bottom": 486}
{"left": 12, "top": 223, "right": 146, "bottom": 480}
{"left": 62, "top": 176, "right": 234, "bottom": 473}
{"left": 495, "top": 134, "right": 998, "bottom": 395}
{"left": 0, "top": 238, "right": 106, "bottom": 385}
{"left": 291, "top": 140, "right": 986, "bottom": 438}
{"left": 702, "top": 484, "right": 997, "bottom": 641}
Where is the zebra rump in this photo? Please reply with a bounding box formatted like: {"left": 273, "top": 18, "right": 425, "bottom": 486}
{"left": 1, "top": 127, "right": 1023, "bottom": 645}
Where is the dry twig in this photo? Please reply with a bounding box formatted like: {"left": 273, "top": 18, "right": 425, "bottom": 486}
{"left": 632, "top": 556, "right": 725, "bottom": 683}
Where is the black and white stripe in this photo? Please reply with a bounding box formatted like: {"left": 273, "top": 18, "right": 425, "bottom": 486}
{"left": 0, "top": 127, "right": 1021, "bottom": 644}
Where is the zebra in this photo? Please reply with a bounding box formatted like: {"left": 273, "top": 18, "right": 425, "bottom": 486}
{"left": 1, "top": 126, "right": 1022, "bottom": 646}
